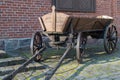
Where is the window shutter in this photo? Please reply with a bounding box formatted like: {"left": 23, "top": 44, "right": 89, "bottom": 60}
{"left": 74, "top": 0, "right": 96, "bottom": 12}
{"left": 56, "top": 0, "right": 73, "bottom": 10}
{"left": 55, "top": 0, "right": 96, "bottom": 12}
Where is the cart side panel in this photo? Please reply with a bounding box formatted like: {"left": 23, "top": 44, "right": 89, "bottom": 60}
{"left": 41, "top": 13, "right": 71, "bottom": 33}
{"left": 72, "top": 17, "right": 113, "bottom": 32}
{"left": 42, "top": 13, "right": 53, "bottom": 32}
{"left": 56, "top": 13, "right": 71, "bottom": 32}
{"left": 73, "top": 18, "right": 96, "bottom": 32}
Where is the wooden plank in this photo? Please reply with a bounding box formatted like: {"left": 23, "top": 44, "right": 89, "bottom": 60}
{"left": 42, "top": 13, "right": 53, "bottom": 32}
{"left": 42, "top": 12, "right": 70, "bottom": 32}
{"left": 72, "top": 17, "right": 113, "bottom": 32}
{"left": 41, "top": 12, "right": 113, "bottom": 33}
{"left": 56, "top": 13, "right": 70, "bottom": 32}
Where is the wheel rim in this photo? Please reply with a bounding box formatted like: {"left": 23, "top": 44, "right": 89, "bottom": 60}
{"left": 76, "top": 33, "right": 87, "bottom": 63}
{"left": 104, "top": 25, "right": 118, "bottom": 54}
{"left": 30, "top": 32, "right": 42, "bottom": 62}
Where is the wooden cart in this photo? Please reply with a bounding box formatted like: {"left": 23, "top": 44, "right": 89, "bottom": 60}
{"left": 30, "top": 7, "right": 118, "bottom": 79}
{"left": 31, "top": 11, "right": 118, "bottom": 62}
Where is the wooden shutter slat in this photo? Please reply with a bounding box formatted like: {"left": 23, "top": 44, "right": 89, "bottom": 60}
{"left": 56, "top": 0, "right": 73, "bottom": 9}
{"left": 55, "top": 0, "right": 96, "bottom": 12}
{"left": 76, "top": 0, "right": 95, "bottom": 12}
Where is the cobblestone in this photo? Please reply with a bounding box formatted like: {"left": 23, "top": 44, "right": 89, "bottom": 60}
{"left": 0, "top": 41, "right": 120, "bottom": 80}
{"left": 0, "top": 57, "right": 26, "bottom": 67}
{"left": 0, "top": 50, "right": 6, "bottom": 58}
{"left": 0, "top": 62, "right": 47, "bottom": 77}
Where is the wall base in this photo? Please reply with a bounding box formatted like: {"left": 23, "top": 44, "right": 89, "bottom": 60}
{"left": 0, "top": 38, "right": 31, "bottom": 51}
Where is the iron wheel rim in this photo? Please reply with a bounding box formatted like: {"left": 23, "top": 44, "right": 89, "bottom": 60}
{"left": 76, "top": 33, "right": 87, "bottom": 63}
{"left": 104, "top": 25, "right": 118, "bottom": 54}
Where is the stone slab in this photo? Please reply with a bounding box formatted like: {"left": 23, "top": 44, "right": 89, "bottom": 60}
{"left": 0, "top": 63, "right": 47, "bottom": 76}
{"left": 5, "top": 39, "right": 18, "bottom": 51}
{"left": 0, "top": 57, "right": 26, "bottom": 67}
{"left": 0, "top": 40, "right": 5, "bottom": 50}
{"left": 0, "top": 50, "right": 6, "bottom": 58}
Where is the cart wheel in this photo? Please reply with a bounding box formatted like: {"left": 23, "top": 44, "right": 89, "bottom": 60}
{"left": 30, "top": 31, "right": 43, "bottom": 62}
{"left": 76, "top": 33, "right": 87, "bottom": 63}
{"left": 104, "top": 25, "right": 118, "bottom": 54}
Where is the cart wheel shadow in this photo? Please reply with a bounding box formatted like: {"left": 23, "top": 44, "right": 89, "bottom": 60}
{"left": 29, "top": 58, "right": 76, "bottom": 80}
{"left": 29, "top": 42, "right": 120, "bottom": 80}
{"left": 28, "top": 48, "right": 76, "bottom": 79}
{"left": 39, "top": 48, "right": 76, "bottom": 62}
{"left": 66, "top": 43, "right": 120, "bottom": 80}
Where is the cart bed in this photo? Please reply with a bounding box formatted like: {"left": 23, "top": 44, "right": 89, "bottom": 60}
{"left": 39, "top": 12, "right": 113, "bottom": 33}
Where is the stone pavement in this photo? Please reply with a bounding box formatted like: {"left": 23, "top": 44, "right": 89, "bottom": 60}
{"left": 0, "top": 40, "right": 120, "bottom": 80}
{"left": 0, "top": 50, "right": 7, "bottom": 58}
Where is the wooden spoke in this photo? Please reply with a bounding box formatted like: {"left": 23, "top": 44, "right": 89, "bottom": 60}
{"left": 109, "top": 42, "right": 112, "bottom": 50}
{"left": 110, "top": 25, "right": 114, "bottom": 33}
{"left": 30, "top": 31, "right": 43, "bottom": 62}
{"left": 110, "top": 41, "right": 115, "bottom": 50}
{"left": 111, "top": 31, "right": 116, "bottom": 37}
{"left": 33, "top": 44, "right": 39, "bottom": 47}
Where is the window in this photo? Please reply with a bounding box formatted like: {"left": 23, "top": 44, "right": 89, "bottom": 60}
{"left": 55, "top": 0, "right": 96, "bottom": 12}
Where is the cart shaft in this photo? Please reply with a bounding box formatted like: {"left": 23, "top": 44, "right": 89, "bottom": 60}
{"left": 45, "top": 43, "right": 72, "bottom": 80}
{"left": 3, "top": 47, "right": 46, "bottom": 80}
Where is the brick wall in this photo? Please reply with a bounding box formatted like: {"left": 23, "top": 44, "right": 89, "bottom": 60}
{"left": 116, "top": 0, "right": 120, "bottom": 36}
{"left": 0, "top": 0, "right": 51, "bottom": 39}
{"left": 0, "top": 0, "right": 120, "bottom": 39}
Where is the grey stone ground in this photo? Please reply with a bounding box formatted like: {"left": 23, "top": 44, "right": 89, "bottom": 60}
{"left": 0, "top": 50, "right": 6, "bottom": 58}
{"left": 0, "top": 39, "right": 120, "bottom": 80}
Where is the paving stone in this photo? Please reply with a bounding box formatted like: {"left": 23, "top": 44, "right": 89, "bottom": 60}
{"left": 0, "top": 75, "right": 8, "bottom": 80}
{"left": 99, "top": 74, "right": 110, "bottom": 79}
{"left": 107, "top": 74, "right": 120, "bottom": 80}
{"left": 1, "top": 41, "right": 120, "bottom": 80}
{"left": 14, "top": 73, "right": 26, "bottom": 80}
{"left": 0, "top": 66, "right": 14, "bottom": 76}
{"left": 25, "top": 63, "right": 48, "bottom": 72}
{"left": 0, "top": 62, "right": 47, "bottom": 76}
{"left": 75, "top": 76, "right": 86, "bottom": 80}
{"left": 0, "top": 40, "right": 5, "bottom": 50}
{"left": 5, "top": 39, "right": 19, "bottom": 51}
{"left": 0, "top": 50, "right": 6, "bottom": 54}
{"left": 19, "top": 38, "right": 31, "bottom": 47}
{"left": 100, "top": 79, "right": 111, "bottom": 80}
{"left": 0, "top": 57, "right": 26, "bottom": 67}
{"left": 86, "top": 77, "right": 99, "bottom": 80}
{"left": 0, "top": 50, "right": 6, "bottom": 58}
{"left": 28, "top": 70, "right": 46, "bottom": 80}
{"left": 114, "top": 78, "right": 120, "bottom": 80}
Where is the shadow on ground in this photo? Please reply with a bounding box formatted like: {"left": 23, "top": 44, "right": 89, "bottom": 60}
{"left": 6, "top": 40, "right": 120, "bottom": 80}
{"left": 66, "top": 41, "right": 120, "bottom": 80}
